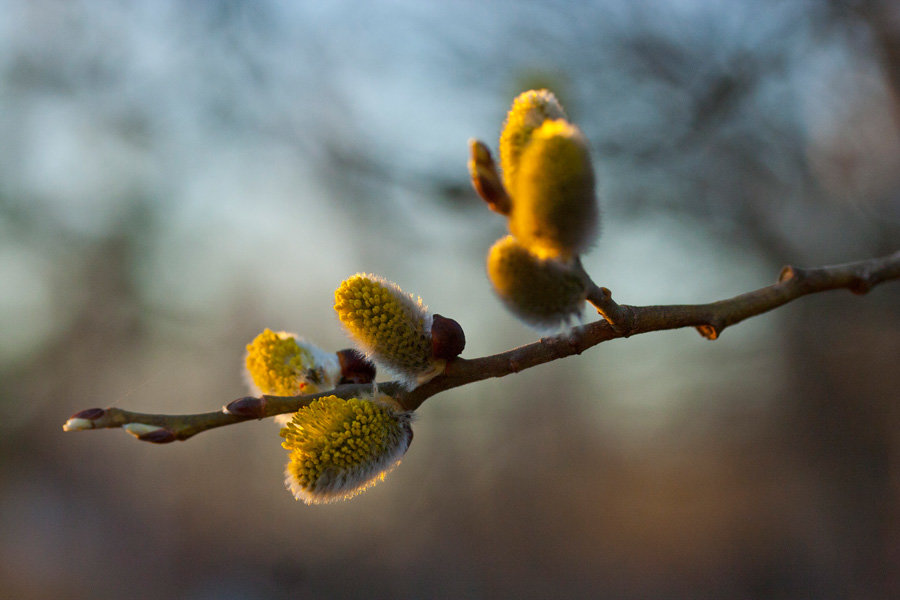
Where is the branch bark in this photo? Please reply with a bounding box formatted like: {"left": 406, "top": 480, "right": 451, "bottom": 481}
{"left": 63, "top": 250, "right": 900, "bottom": 441}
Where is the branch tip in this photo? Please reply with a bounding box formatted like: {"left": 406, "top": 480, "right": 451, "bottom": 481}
{"left": 63, "top": 418, "right": 94, "bottom": 432}
{"left": 63, "top": 407, "right": 107, "bottom": 431}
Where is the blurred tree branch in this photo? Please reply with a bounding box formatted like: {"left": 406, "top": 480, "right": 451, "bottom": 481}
{"left": 64, "top": 249, "right": 900, "bottom": 441}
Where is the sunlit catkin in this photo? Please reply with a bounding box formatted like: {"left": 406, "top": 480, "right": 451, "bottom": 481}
{"left": 281, "top": 395, "right": 412, "bottom": 504}
{"left": 334, "top": 274, "right": 461, "bottom": 388}
{"left": 508, "top": 119, "right": 598, "bottom": 259}
{"left": 487, "top": 235, "right": 588, "bottom": 330}
{"left": 499, "top": 89, "right": 567, "bottom": 200}
{"left": 244, "top": 329, "right": 340, "bottom": 397}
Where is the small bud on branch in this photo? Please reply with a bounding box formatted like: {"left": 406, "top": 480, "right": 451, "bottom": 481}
{"left": 430, "top": 314, "right": 466, "bottom": 360}
{"left": 336, "top": 349, "right": 377, "bottom": 385}
{"left": 468, "top": 139, "right": 511, "bottom": 215}
{"left": 122, "top": 423, "right": 177, "bottom": 444}
{"left": 224, "top": 396, "right": 268, "bottom": 419}
{"left": 63, "top": 408, "right": 107, "bottom": 431}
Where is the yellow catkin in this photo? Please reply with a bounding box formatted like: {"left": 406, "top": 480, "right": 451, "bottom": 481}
{"left": 280, "top": 395, "right": 412, "bottom": 504}
{"left": 499, "top": 89, "right": 567, "bottom": 199}
{"left": 245, "top": 329, "right": 318, "bottom": 396}
{"left": 487, "top": 235, "right": 588, "bottom": 330}
{"left": 334, "top": 274, "right": 440, "bottom": 387}
{"left": 508, "top": 119, "right": 598, "bottom": 259}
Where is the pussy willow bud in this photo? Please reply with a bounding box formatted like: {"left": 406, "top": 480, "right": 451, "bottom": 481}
{"left": 122, "top": 423, "right": 176, "bottom": 444}
{"left": 508, "top": 119, "right": 598, "bottom": 259}
{"left": 244, "top": 329, "right": 341, "bottom": 397}
{"left": 499, "top": 89, "right": 567, "bottom": 199}
{"left": 280, "top": 394, "right": 412, "bottom": 504}
{"left": 468, "top": 138, "right": 511, "bottom": 215}
{"left": 224, "top": 396, "right": 268, "bottom": 419}
{"left": 487, "top": 235, "right": 588, "bottom": 330}
{"left": 63, "top": 408, "right": 106, "bottom": 431}
{"left": 430, "top": 314, "right": 465, "bottom": 361}
{"left": 336, "top": 349, "right": 377, "bottom": 385}
{"left": 334, "top": 274, "right": 452, "bottom": 388}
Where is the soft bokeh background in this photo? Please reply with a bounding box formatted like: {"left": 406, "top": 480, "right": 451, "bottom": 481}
{"left": 2, "top": 1, "right": 899, "bottom": 598}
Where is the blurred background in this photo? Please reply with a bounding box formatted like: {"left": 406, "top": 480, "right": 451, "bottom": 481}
{"left": 2, "top": 0, "right": 899, "bottom": 598}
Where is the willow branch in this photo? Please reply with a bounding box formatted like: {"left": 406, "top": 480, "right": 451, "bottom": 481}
{"left": 63, "top": 250, "right": 900, "bottom": 441}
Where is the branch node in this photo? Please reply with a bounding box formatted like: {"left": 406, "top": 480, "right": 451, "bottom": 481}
{"left": 696, "top": 324, "right": 720, "bottom": 340}
{"left": 592, "top": 287, "right": 634, "bottom": 336}
{"left": 777, "top": 265, "right": 796, "bottom": 283}
{"left": 779, "top": 265, "right": 811, "bottom": 285}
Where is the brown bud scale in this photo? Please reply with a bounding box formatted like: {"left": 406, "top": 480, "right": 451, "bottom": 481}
{"left": 337, "top": 349, "right": 377, "bottom": 385}
{"left": 70, "top": 407, "right": 106, "bottom": 420}
{"left": 225, "top": 396, "right": 268, "bottom": 419}
{"left": 431, "top": 314, "right": 466, "bottom": 360}
{"left": 139, "top": 429, "right": 177, "bottom": 444}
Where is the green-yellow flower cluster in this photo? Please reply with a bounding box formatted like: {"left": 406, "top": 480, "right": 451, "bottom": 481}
{"left": 281, "top": 395, "right": 412, "bottom": 504}
{"left": 499, "top": 89, "right": 567, "bottom": 201}
{"left": 334, "top": 273, "right": 443, "bottom": 387}
{"left": 487, "top": 235, "right": 588, "bottom": 329}
{"left": 244, "top": 329, "right": 339, "bottom": 397}
{"left": 508, "top": 119, "right": 597, "bottom": 260}
{"left": 240, "top": 274, "right": 462, "bottom": 503}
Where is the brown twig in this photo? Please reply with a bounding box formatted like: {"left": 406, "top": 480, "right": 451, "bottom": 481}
{"left": 63, "top": 249, "right": 900, "bottom": 440}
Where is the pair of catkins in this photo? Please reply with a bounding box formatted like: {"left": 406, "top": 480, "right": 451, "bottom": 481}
{"left": 471, "top": 89, "right": 599, "bottom": 331}
{"left": 242, "top": 274, "right": 464, "bottom": 504}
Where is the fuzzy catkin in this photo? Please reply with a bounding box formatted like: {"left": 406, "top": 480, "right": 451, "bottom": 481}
{"left": 244, "top": 329, "right": 339, "bottom": 397}
{"left": 508, "top": 119, "right": 598, "bottom": 259}
{"left": 334, "top": 274, "right": 442, "bottom": 387}
{"left": 281, "top": 395, "right": 412, "bottom": 504}
{"left": 499, "top": 89, "right": 567, "bottom": 200}
{"left": 487, "top": 235, "right": 588, "bottom": 330}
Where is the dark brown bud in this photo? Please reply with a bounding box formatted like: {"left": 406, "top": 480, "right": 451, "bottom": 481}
{"left": 224, "top": 396, "right": 268, "bottom": 419}
{"left": 337, "top": 349, "right": 376, "bottom": 384}
{"left": 431, "top": 314, "right": 465, "bottom": 360}
{"left": 138, "top": 429, "right": 177, "bottom": 444}
{"left": 402, "top": 422, "right": 414, "bottom": 451}
{"left": 70, "top": 407, "right": 106, "bottom": 420}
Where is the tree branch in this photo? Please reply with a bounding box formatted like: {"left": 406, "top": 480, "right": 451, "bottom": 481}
{"left": 63, "top": 250, "right": 900, "bottom": 441}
